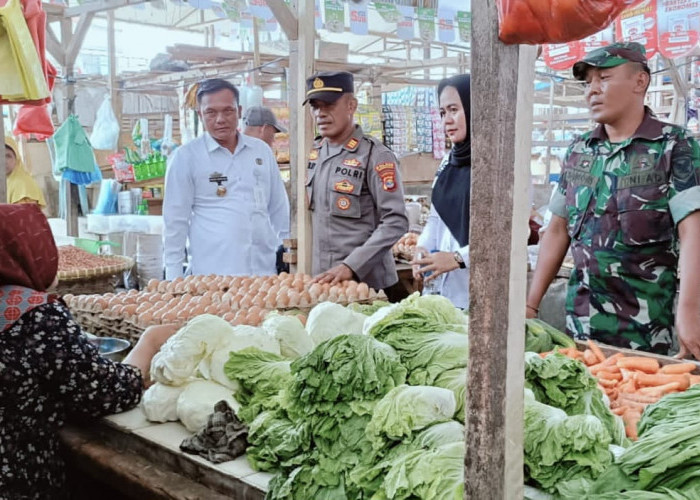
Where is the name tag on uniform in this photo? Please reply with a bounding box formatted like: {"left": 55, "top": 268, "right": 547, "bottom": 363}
{"left": 209, "top": 172, "right": 229, "bottom": 197}
{"left": 334, "top": 179, "right": 355, "bottom": 194}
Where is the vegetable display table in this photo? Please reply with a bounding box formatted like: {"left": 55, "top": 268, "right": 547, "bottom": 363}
{"left": 59, "top": 406, "right": 268, "bottom": 500}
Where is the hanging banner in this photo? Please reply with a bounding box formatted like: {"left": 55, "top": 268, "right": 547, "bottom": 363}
{"left": 221, "top": 0, "right": 241, "bottom": 21}
{"left": 437, "top": 8, "right": 456, "bottom": 43}
{"left": 315, "top": 0, "right": 323, "bottom": 29}
{"left": 615, "top": 0, "right": 659, "bottom": 60}
{"left": 324, "top": 0, "right": 345, "bottom": 33}
{"left": 350, "top": 0, "right": 369, "bottom": 35}
{"left": 656, "top": 0, "right": 700, "bottom": 59}
{"left": 263, "top": 16, "right": 278, "bottom": 32}
{"left": 375, "top": 2, "right": 402, "bottom": 23}
{"left": 397, "top": 5, "right": 414, "bottom": 40}
{"left": 456, "top": 11, "right": 471, "bottom": 42}
{"left": 188, "top": 0, "right": 213, "bottom": 9}
{"left": 211, "top": 3, "right": 227, "bottom": 18}
{"left": 417, "top": 7, "right": 436, "bottom": 42}
{"left": 241, "top": 11, "right": 254, "bottom": 28}
{"left": 248, "top": 0, "right": 272, "bottom": 21}
{"left": 581, "top": 25, "right": 615, "bottom": 54}
{"left": 543, "top": 42, "right": 584, "bottom": 71}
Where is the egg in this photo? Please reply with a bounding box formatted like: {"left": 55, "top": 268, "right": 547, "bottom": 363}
{"left": 277, "top": 294, "right": 290, "bottom": 308}
{"left": 138, "top": 312, "right": 154, "bottom": 327}
{"left": 162, "top": 310, "right": 179, "bottom": 323}
{"left": 122, "top": 304, "right": 138, "bottom": 316}
{"left": 288, "top": 291, "right": 300, "bottom": 308}
{"left": 173, "top": 282, "right": 186, "bottom": 294}
{"left": 239, "top": 295, "right": 253, "bottom": 308}
{"left": 357, "top": 283, "right": 370, "bottom": 300}
{"left": 176, "top": 307, "right": 191, "bottom": 320}
{"left": 318, "top": 292, "right": 329, "bottom": 302}
{"left": 252, "top": 296, "right": 265, "bottom": 308}
{"left": 161, "top": 293, "right": 174, "bottom": 301}
{"left": 309, "top": 283, "right": 322, "bottom": 297}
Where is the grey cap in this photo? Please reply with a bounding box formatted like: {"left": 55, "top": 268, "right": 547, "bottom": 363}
{"left": 243, "top": 106, "right": 287, "bottom": 133}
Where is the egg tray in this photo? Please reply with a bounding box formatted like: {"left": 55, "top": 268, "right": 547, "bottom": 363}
{"left": 57, "top": 256, "right": 134, "bottom": 282}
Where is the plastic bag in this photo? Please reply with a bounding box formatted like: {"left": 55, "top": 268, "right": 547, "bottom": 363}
{"left": 90, "top": 96, "right": 120, "bottom": 150}
{"left": 0, "top": 0, "right": 50, "bottom": 103}
{"left": 497, "top": 0, "right": 639, "bottom": 44}
{"left": 13, "top": 102, "right": 54, "bottom": 140}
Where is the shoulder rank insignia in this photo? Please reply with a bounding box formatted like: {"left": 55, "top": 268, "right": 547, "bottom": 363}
{"left": 343, "top": 158, "right": 362, "bottom": 168}
{"left": 345, "top": 138, "right": 359, "bottom": 150}
{"left": 334, "top": 179, "right": 355, "bottom": 194}
{"left": 308, "top": 149, "right": 319, "bottom": 161}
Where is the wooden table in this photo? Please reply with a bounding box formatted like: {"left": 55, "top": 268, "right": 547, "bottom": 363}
{"left": 59, "top": 407, "right": 268, "bottom": 500}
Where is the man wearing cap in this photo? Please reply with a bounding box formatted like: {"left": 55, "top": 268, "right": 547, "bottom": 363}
{"left": 303, "top": 71, "right": 408, "bottom": 298}
{"left": 527, "top": 42, "right": 700, "bottom": 357}
{"left": 243, "top": 106, "right": 287, "bottom": 148}
{"left": 163, "top": 78, "right": 290, "bottom": 278}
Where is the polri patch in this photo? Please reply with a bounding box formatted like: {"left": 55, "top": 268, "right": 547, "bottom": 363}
{"left": 375, "top": 162, "right": 397, "bottom": 192}
{"left": 336, "top": 196, "right": 351, "bottom": 210}
{"left": 343, "top": 158, "right": 362, "bottom": 168}
{"left": 334, "top": 179, "right": 355, "bottom": 194}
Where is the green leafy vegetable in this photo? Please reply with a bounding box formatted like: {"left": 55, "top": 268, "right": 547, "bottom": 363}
{"left": 305, "top": 302, "right": 367, "bottom": 345}
{"left": 432, "top": 367, "right": 467, "bottom": 422}
{"left": 525, "top": 352, "right": 626, "bottom": 446}
{"left": 262, "top": 312, "right": 315, "bottom": 359}
{"left": 246, "top": 410, "right": 311, "bottom": 472}
{"left": 525, "top": 318, "right": 575, "bottom": 353}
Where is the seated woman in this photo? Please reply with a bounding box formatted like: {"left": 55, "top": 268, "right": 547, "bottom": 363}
{"left": 0, "top": 204, "right": 177, "bottom": 500}
{"left": 5, "top": 135, "right": 46, "bottom": 206}
{"left": 413, "top": 74, "right": 471, "bottom": 310}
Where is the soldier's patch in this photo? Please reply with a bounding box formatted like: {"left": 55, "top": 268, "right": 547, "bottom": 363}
{"left": 336, "top": 196, "right": 351, "bottom": 210}
{"left": 334, "top": 179, "right": 355, "bottom": 194}
{"left": 308, "top": 150, "right": 319, "bottom": 161}
{"left": 575, "top": 154, "right": 594, "bottom": 172}
{"left": 630, "top": 153, "right": 655, "bottom": 172}
{"left": 343, "top": 158, "right": 362, "bottom": 168}
{"left": 345, "top": 138, "right": 359, "bottom": 150}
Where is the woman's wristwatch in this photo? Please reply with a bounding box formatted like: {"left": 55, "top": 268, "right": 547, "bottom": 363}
{"left": 453, "top": 252, "right": 466, "bottom": 269}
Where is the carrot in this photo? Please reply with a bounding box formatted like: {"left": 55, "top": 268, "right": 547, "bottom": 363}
{"left": 616, "top": 398, "right": 649, "bottom": 412}
{"left": 612, "top": 406, "right": 628, "bottom": 416}
{"left": 590, "top": 362, "right": 621, "bottom": 375}
{"left": 623, "top": 409, "right": 642, "bottom": 440}
{"left": 598, "top": 378, "right": 617, "bottom": 388}
{"left": 635, "top": 373, "right": 690, "bottom": 391}
{"left": 617, "top": 357, "right": 660, "bottom": 374}
{"left": 597, "top": 371, "right": 623, "bottom": 382}
{"left": 620, "top": 369, "right": 635, "bottom": 382}
{"left": 539, "top": 351, "right": 552, "bottom": 358}
{"left": 602, "top": 353, "right": 624, "bottom": 367}
{"left": 587, "top": 340, "right": 606, "bottom": 364}
{"left": 638, "top": 382, "right": 681, "bottom": 397}
{"left": 618, "top": 392, "right": 659, "bottom": 404}
{"left": 660, "top": 363, "right": 698, "bottom": 375}
{"left": 690, "top": 375, "right": 700, "bottom": 386}
{"left": 583, "top": 349, "right": 598, "bottom": 366}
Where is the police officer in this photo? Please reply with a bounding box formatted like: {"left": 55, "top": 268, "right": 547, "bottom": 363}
{"left": 303, "top": 71, "right": 409, "bottom": 298}
{"left": 527, "top": 42, "right": 700, "bottom": 357}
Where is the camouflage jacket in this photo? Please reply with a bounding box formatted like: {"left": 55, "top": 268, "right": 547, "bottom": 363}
{"left": 549, "top": 108, "right": 700, "bottom": 353}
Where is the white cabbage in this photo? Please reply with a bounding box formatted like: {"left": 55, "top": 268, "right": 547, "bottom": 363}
{"left": 262, "top": 312, "right": 314, "bottom": 358}
{"left": 176, "top": 380, "right": 240, "bottom": 433}
{"left": 306, "top": 302, "right": 367, "bottom": 346}
{"left": 141, "top": 382, "right": 184, "bottom": 423}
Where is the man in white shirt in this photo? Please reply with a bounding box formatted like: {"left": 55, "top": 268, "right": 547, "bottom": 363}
{"left": 242, "top": 106, "right": 286, "bottom": 148}
{"left": 163, "top": 79, "right": 290, "bottom": 279}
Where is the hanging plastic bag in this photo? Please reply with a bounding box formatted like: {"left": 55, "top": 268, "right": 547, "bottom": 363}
{"left": 497, "top": 0, "right": 640, "bottom": 44}
{"left": 90, "top": 96, "right": 120, "bottom": 150}
{"left": 0, "top": 0, "right": 50, "bottom": 103}
{"left": 13, "top": 103, "right": 54, "bottom": 140}
{"left": 160, "top": 114, "right": 177, "bottom": 157}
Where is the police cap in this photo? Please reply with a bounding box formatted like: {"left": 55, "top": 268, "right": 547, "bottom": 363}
{"left": 303, "top": 71, "right": 354, "bottom": 104}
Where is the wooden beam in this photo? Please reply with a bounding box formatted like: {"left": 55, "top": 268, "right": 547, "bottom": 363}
{"left": 66, "top": 13, "right": 96, "bottom": 66}
{"left": 45, "top": 24, "right": 65, "bottom": 66}
{"left": 465, "top": 0, "right": 534, "bottom": 497}
{"left": 289, "top": 0, "right": 314, "bottom": 273}
{"left": 267, "top": 0, "right": 298, "bottom": 41}
{"left": 62, "top": 0, "right": 149, "bottom": 17}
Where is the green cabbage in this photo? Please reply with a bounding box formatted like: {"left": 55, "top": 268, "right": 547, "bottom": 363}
{"left": 364, "top": 293, "right": 468, "bottom": 341}
{"left": 366, "top": 385, "right": 456, "bottom": 450}
{"left": 347, "top": 300, "right": 391, "bottom": 316}
{"left": 266, "top": 462, "right": 349, "bottom": 500}
{"left": 525, "top": 352, "right": 626, "bottom": 446}
{"left": 524, "top": 389, "right": 613, "bottom": 493}
{"left": 525, "top": 318, "right": 575, "bottom": 353}
{"left": 246, "top": 410, "right": 311, "bottom": 472}
{"left": 288, "top": 334, "right": 406, "bottom": 410}
{"left": 433, "top": 367, "right": 467, "bottom": 423}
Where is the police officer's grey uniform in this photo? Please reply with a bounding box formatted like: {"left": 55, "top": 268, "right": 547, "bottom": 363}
{"left": 306, "top": 124, "right": 408, "bottom": 290}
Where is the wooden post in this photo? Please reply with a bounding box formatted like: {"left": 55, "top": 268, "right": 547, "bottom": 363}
{"left": 252, "top": 19, "right": 261, "bottom": 86}
{"left": 544, "top": 77, "right": 555, "bottom": 183}
{"left": 465, "top": 0, "right": 535, "bottom": 497}
{"left": 107, "top": 11, "right": 121, "bottom": 150}
{"left": 0, "top": 108, "right": 6, "bottom": 204}
{"left": 286, "top": 0, "right": 314, "bottom": 274}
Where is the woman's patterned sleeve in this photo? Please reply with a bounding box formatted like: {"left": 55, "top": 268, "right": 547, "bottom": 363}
{"left": 24, "top": 301, "right": 143, "bottom": 418}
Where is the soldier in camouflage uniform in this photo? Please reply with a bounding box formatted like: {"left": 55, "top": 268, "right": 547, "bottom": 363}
{"left": 527, "top": 42, "right": 700, "bottom": 356}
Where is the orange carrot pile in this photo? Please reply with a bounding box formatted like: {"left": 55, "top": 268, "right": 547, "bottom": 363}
{"left": 543, "top": 340, "right": 700, "bottom": 441}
